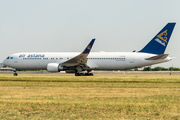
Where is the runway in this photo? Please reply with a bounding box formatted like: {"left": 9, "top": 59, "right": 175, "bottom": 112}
{"left": 0, "top": 70, "right": 179, "bottom": 74}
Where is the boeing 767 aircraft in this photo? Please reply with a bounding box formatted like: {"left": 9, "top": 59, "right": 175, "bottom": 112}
{"left": 2, "top": 23, "right": 176, "bottom": 76}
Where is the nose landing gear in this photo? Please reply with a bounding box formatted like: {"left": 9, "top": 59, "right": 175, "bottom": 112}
{"left": 13, "top": 72, "right": 18, "bottom": 76}
{"left": 12, "top": 69, "right": 18, "bottom": 76}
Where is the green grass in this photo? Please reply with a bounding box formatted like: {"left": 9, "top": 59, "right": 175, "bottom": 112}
{"left": 0, "top": 73, "right": 180, "bottom": 119}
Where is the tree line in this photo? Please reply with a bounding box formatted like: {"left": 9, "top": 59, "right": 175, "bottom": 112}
{"left": 142, "top": 67, "right": 180, "bottom": 71}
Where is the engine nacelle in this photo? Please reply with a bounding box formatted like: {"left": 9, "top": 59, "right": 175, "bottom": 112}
{"left": 47, "top": 63, "right": 63, "bottom": 72}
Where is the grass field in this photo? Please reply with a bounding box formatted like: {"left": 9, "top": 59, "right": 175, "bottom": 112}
{"left": 0, "top": 73, "right": 180, "bottom": 119}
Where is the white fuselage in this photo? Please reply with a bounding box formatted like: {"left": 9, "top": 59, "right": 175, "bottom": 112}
{"left": 2, "top": 52, "right": 171, "bottom": 70}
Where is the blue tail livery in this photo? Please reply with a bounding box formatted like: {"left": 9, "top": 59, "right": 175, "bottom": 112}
{"left": 139, "top": 23, "right": 176, "bottom": 55}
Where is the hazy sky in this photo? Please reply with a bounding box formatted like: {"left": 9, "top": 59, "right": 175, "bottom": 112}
{"left": 0, "top": 0, "right": 180, "bottom": 68}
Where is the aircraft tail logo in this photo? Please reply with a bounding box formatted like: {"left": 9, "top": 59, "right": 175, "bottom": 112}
{"left": 157, "top": 30, "right": 167, "bottom": 43}
{"left": 87, "top": 45, "right": 91, "bottom": 50}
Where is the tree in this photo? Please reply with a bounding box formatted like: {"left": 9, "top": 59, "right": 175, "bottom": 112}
{"left": 153, "top": 67, "right": 162, "bottom": 71}
{"left": 134, "top": 68, "right": 138, "bottom": 71}
{"left": 169, "top": 67, "right": 180, "bottom": 71}
{"left": 143, "top": 66, "right": 152, "bottom": 71}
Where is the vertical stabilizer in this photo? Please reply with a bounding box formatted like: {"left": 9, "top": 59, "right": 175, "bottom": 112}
{"left": 139, "top": 23, "right": 176, "bottom": 55}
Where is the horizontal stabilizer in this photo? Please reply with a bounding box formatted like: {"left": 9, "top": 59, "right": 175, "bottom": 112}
{"left": 145, "top": 54, "right": 169, "bottom": 60}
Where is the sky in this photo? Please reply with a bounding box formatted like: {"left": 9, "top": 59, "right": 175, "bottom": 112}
{"left": 0, "top": 0, "right": 180, "bottom": 68}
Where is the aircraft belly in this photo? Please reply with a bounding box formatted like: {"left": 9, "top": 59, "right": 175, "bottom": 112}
{"left": 95, "top": 61, "right": 127, "bottom": 70}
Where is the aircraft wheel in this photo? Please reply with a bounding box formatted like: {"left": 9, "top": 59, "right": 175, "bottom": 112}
{"left": 75, "top": 73, "right": 79, "bottom": 76}
{"left": 90, "top": 73, "right": 93, "bottom": 76}
{"left": 79, "top": 73, "right": 84, "bottom": 76}
{"left": 87, "top": 73, "right": 93, "bottom": 76}
{"left": 14, "top": 73, "right": 18, "bottom": 76}
{"left": 85, "top": 73, "right": 93, "bottom": 76}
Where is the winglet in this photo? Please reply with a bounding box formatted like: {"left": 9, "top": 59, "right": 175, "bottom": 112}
{"left": 82, "top": 39, "right": 95, "bottom": 54}
{"left": 62, "top": 39, "right": 96, "bottom": 66}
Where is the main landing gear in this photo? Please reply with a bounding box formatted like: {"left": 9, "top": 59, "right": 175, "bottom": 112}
{"left": 75, "top": 72, "right": 93, "bottom": 76}
{"left": 75, "top": 66, "right": 93, "bottom": 76}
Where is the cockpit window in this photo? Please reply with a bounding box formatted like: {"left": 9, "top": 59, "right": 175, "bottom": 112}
{"left": 6, "top": 57, "right": 9, "bottom": 59}
{"left": 10, "top": 57, "right": 13, "bottom": 59}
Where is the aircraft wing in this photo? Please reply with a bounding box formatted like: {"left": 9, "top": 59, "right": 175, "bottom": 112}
{"left": 61, "top": 39, "right": 95, "bottom": 67}
{"left": 145, "top": 54, "right": 169, "bottom": 60}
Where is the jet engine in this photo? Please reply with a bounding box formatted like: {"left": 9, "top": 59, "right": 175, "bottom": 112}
{"left": 47, "top": 63, "right": 63, "bottom": 72}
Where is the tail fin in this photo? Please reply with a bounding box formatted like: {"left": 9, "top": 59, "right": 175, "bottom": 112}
{"left": 139, "top": 23, "right": 176, "bottom": 55}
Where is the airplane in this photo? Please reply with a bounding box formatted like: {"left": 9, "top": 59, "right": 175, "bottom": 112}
{"left": 2, "top": 23, "right": 176, "bottom": 76}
